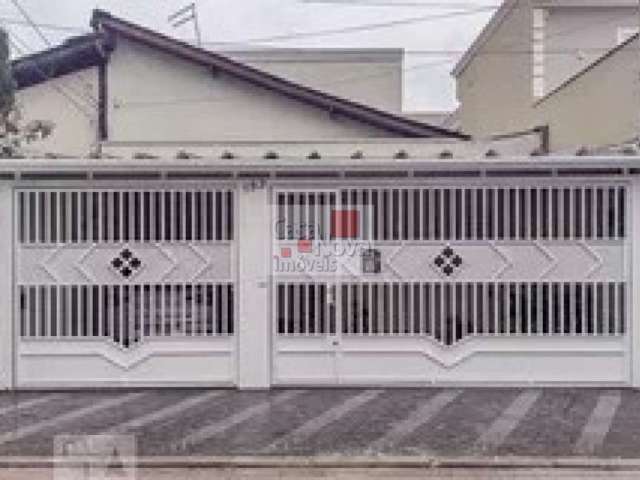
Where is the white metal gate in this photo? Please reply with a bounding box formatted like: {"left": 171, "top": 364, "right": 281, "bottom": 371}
{"left": 15, "top": 187, "right": 236, "bottom": 387}
{"left": 271, "top": 183, "right": 630, "bottom": 385}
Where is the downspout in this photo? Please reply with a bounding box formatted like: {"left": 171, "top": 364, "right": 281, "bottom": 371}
{"left": 94, "top": 30, "right": 115, "bottom": 157}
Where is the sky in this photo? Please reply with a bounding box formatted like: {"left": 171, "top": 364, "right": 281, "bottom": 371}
{"left": 2, "top": 0, "right": 499, "bottom": 111}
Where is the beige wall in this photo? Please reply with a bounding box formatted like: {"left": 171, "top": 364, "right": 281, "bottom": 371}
{"left": 455, "top": 1, "right": 638, "bottom": 139}
{"left": 107, "top": 38, "right": 393, "bottom": 143}
{"left": 544, "top": 6, "right": 637, "bottom": 94}
{"left": 225, "top": 49, "right": 403, "bottom": 113}
{"left": 535, "top": 37, "right": 639, "bottom": 151}
{"left": 16, "top": 68, "right": 98, "bottom": 156}
{"left": 455, "top": 1, "right": 535, "bottom": 137}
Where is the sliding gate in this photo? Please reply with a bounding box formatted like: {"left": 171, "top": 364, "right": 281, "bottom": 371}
{"left": 272, "top": 182, "right": 630, "bottom": 385}
{"left": 15, "top": 187, "right": 236, "bottom": 387}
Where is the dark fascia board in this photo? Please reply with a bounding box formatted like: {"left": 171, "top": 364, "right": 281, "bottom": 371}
{"left": 12, "top": 33, "right": 115, "bottom": 90}
{"left": 91, "top": 9, "right": 469, "bottom": 140}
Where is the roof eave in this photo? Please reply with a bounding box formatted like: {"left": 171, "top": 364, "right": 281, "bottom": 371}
{"left": 12, "top": 33, "right": 114, "bottom": 90}
{"left": 92, "top": 9, "right": 468, "bottom": 140}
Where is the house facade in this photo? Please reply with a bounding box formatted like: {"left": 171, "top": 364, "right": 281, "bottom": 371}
{"left": 12, "top": 11, "right": 464, "bottom": 158}
{"left": 453, "top": 0, "right": 639, "bottom": 146}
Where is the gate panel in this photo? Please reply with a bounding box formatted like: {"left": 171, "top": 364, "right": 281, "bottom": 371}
{"left": 272, "top": 184, "right": 630, "bottom": 386}
{"left": 16, "top": 188, "right": 236, "bottom": 387}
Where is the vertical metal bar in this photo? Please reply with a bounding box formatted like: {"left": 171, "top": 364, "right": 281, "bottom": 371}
{"left": 429, "top": 283, "right": 435, "bottom": 339}
{"left": 118, "top": 285, "right": 124, "bottom": 346}
{"left": 42, "top": 192, "right": 49, "bottom": 244}
{"left": 461, "top": 188, "right": 467, "bottom": 240}
{"left": 192, "top": 283, "right": 198, "bottom": 336}
{"left": 25, "top": 191, "right": 32, "bottom": 244}
{"left": 515, "top": 282, "right": 520, "bottom": 336}
{"left": 33, "top": 191, "right": 41, "bottom": 243}
{"left": 440, "top": 189, "right": 446, "bottom": 241}
{"left": 169, "top": 190, "right": 176, "bottom": 242}
{"left": 613, "top": 187, "right": 619, "bottom": 241}
{"left": 199, "top": 190, "right": 206, "bottom": 242}
{"left": 304, "top": 283, "right": 310, "bottom": 335}
{"left": 293, "top": 283, "right": 301, "bottom": 336}
{"left": 580, "top": 187, "right": 586, "bottom": 241}
{"left": 460, "top": 283, "right": 466, "bottom": 339}
{"left": 479, "top": 283, "right": 485, "bottom": 335}
{"left": 221, "top": 190, "right": 228, "bottom": 241}
{"left": 66, "top": 285, "right": 73, "bottom": 338}
{"left": 117, "top": 191, "right": 124, "bottom": 244}
{"left": 493, "top": 187, "right": 498, "bottom": 239}
{"left": 128, "top": 285, "right": 135, "bottom": 345}
{"left": 504, "top": 188, "right": 524, "bottom": 240}
{"left": 160, "top": 191, "right": 166, "bottom": 243}
{"left": 503, "top": 283, "right": 509, "bottom": 336}
{"left": 138, "top": 190, "right": 144, "bottom": 243}
{"left": 470, "top": 283, "right": 476, "bottom": 336}
{"left": 180, "top": 191, "right": 186, "bottom": 242}
{"left": 439, "top": 283, "right": 446, "bottom": 343}
{"left": 213, "top": 283, "right": 219, "bottom": 336}
{"left": 614, "top": 282, "right": 620, "bottom": 335}
{"left": 494, "top": 284, "right": 500, "bottom": 336}
{"left": 536, "top": 187, "right": 542, "bottom": 240}
{"left": 358, "top": 282, "right": 371, "bottom": 335}
{"left": 34, "top": 285, "right": 41, "bottom": 338}
{"left": 429, "top": 189, "right": 435, "bottom": 240}
{"left": 190, "top": 189, "right": 196, "bottom": 242}
{"left": 180, "top": 283, "right": 187, "bottom": 335}
{"left": 547, "top": 189, "right": 553, "bottom": 240}
{"left": 569, "top": 188, "right": 575, "bottom": 240}
{"left": 96, "top": 192, "right": 103, "bottom": 243}
{"left": 450, "top": 282, "right": 457, "bottom": 342}
{"left": 524, "top": 187, "right": 531, "bottom": 240}
{"left": 602, "top": 187, "right": 609, "bottom": 239}
{"left": 76, "top": 192, "right": 83, "bottom": 244}
{"left": 419, "top": 282, "right": 425, "bottom": 335}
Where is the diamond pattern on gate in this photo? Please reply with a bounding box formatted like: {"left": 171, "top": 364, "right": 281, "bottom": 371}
{"left": 433, "top": 246, "right": 463, "bottom": 277}
{"left": 111, "top": 248, "right": 143, "bottom": 279}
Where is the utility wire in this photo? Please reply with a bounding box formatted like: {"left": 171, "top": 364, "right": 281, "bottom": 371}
{"left": 300, "top": 0, "right": 500, "bottom": 7}
{"left": 7, "top": 0, "right": 98, "bottom": 108}
{"left": 7, "top": 0, "right": 49, "bottom": 46}
{"left": 5, "top": 29, "right": 94, "bottom": 119}
{"left": 203, "top": 5, "right": 497, "bottom": 45}
{"left": 0, "top": 16, "right": 86, "bottom": 33}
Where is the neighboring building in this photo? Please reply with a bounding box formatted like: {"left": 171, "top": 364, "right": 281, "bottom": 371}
{"left": 534, "top": 34, "right": 639, "bottom": 151}
{"left": 11, "top": 11, "right": 464, "bottom": 157}
{"left": 224, "top": 48, "right": 404, "bottom": 113}
{"left": 453, "top": 0, "right": 638, "bottom": 139}
{"left": 404, "top": 110, "right": 461, "bottom": 131}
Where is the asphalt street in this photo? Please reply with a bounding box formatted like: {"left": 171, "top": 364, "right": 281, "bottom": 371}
{"left": 0, "top": 388, "right": 634, "bottom": 460}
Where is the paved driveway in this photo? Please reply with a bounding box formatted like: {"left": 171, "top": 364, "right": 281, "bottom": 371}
{"left": 0, "top": 388, "right": 635, "bottom": 459}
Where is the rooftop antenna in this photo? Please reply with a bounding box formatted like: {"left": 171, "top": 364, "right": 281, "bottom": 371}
{"left": 168, "top": 2, "right": 201, "bottom": 46}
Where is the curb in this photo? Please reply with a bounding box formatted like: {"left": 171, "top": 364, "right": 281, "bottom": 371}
{"left": 1, "top": 455, "right": 640, "bottom": 470}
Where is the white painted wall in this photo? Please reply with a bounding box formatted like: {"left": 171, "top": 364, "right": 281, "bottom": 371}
{"left": 15, "top": 68, "right": 99, "bottom": 157}
{"left": 0, "top": 181, "right": 13, "bottom": 389}
{"left": 107, "top": 38, "right": 393, "bottom": 143}
{"left": 237, "top": 184, "right": 271, "bottom": 388}
{"left": 224, "top": 48, "right": 403, "bottom": 113}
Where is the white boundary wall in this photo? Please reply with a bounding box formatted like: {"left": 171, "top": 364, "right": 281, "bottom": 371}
{"left": 0, "top": 156, "right": 638, "bottom": 389}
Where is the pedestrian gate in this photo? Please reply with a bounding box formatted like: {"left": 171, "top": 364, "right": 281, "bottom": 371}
{"left": 272, "top": 183, "right": 629, "bottom": 385}
{"left": 15, "top": 188, "right": 236, "bottom": 387}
